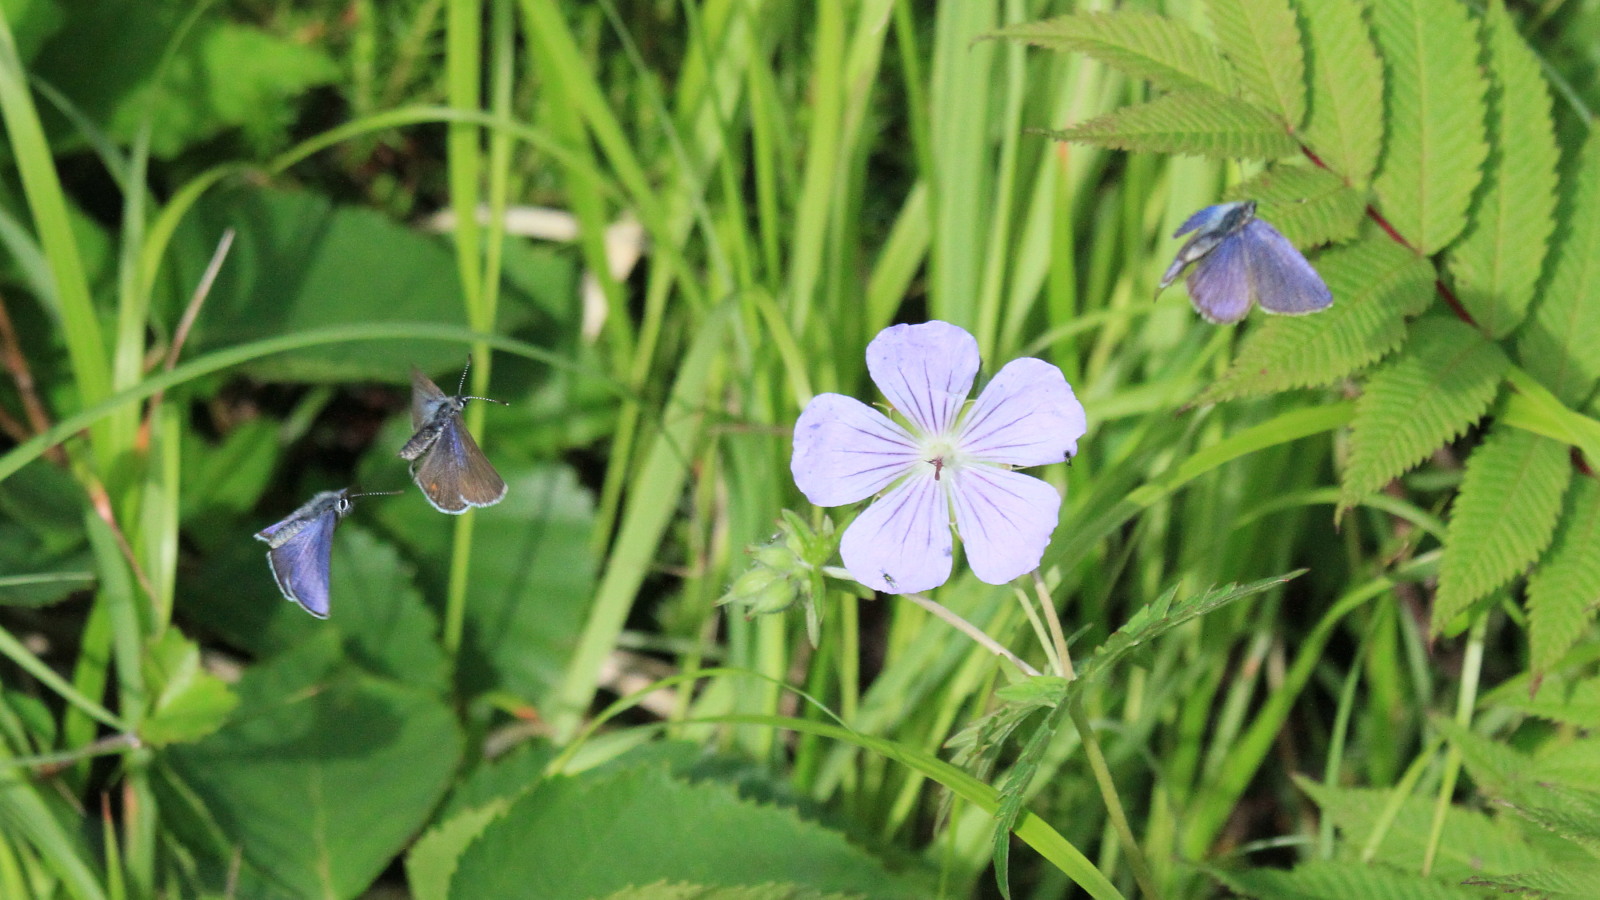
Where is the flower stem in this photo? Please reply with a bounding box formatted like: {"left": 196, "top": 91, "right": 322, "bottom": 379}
{"left": 1030, "top": 570, "right": 1072, "bottom": 678}
{"left": 1068, "top": 696, "right": 1163, "bottom": 900}
{"left": 900, "top": 592, "right": 1041, "bottom": 677}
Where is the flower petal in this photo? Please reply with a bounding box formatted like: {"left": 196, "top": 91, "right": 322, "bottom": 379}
{"left": 866, "top": 321, "right": 979, "bottom": 436}
{"left": 840, "top": 473, "right": 953, "bottom": 594}
{"left": 949, "top": 466, "right": 1060, "bottom": 585}
{"left": 792, "top": 393, "right": 920, "bottom": 506}
{"left": 958, "top": 358, "right": 1087, "bottom": 466}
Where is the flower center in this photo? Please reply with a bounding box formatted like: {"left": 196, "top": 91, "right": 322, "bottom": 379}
{"left": 919, "top": 435, "right": 970, "bottom": 481}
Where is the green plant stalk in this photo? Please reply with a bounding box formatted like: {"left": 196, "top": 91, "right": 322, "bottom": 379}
{"left": 1422, "top": 611, "right": 1489, "bottom": 875}
{"left": 1069, "top": 697, "right": 1159, "bottom": 900}
{"left": 0, "top": 628, "right": 127, "bottom": 732}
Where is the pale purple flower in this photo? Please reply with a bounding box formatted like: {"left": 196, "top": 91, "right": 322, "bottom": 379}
{"left": 791, "top": 321, "right": 1087, "bottom": 594}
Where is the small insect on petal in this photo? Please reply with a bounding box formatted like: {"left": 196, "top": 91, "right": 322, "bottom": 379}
{"left": 839, "top": 474, "right": 953, "bottom": 594}
{"left": 1157, "top": 201, "right": 1332, "bottom": 324}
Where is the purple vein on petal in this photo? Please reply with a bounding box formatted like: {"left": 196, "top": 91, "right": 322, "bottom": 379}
{"left": 792, "top": 393, "right": 920, "bottom": 506}
{"left": 840, "top": 472, "right": 953, "bottom": 594}
{"left": 959, "top": 358, "right": 1086, "bottom": 467}
{"left": 950, "top": 465, "right": 1061, "bottom": 586}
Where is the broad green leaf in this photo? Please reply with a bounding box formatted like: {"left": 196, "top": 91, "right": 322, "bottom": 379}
{"left": 1438, "top": 717, "right": 1600, "bottom": 846}
{"left": 140, "top": 628, "right": 237, "bottom": 747}
{"left": 1529, "top": 477, "right": 1600, "bottom": 679}
{"left": 32, "top": 11, "right": 337, "bottom": 157}
{"left": 1495, "top": 673, "right": 1600, "bottom": 727}
{"left": 990, "top": 12, "right": 1239, "bottom": 97}
{"left": 171, "top": 185, "right": 575, "bottom": 382}
{"left": 1299, "top": 780, "right": 1551, "bottom": 882}
{"left": 1519, "top": 131, "right": 1600, "bottom": 407}
{"left": 1466, "top": 867, "right": 1600, "bottom": 898}
{"left": 1340, "top": 316, "right": 1508, "bottom": 508}
{"left": 1434, "top": 427, "right": 1571, "bottom": 631}
{"left": 1297, "top": 0, "right": 1384, "bottom": 185}
{"left": 1207, "top": 0, "right": 1306, "bottom": 128}
{"left": 1041, "top": 92, "right": 1299, "bottom": 160}
{"left": 0, "top": 459, "right": 91, "bottom": 606}
{"left": 1200, "top": 238, "right": 1434, "bottom": 403}
{"left": 1213, "top": 859, "right": 1484, "bottom": 898}
{"left": 1226, "top": 164, "right": 1368, "bottom": 248}
{"left": 1442, "top": 0, "right": 1560, "bottom": 339}
{"left": 406, "top": 801, "right": 511, "bottom": 900}
{"left": 447, "top": 766, "right": 926, "bottom": 899}
{"left": 1369, "top": 0, "right": 1489, "bottom": 254}
{"left": 365, "top": 458, "right": 596, "bottom": 703}
{"left": 599, "top": 885, "right": 861, "bottom": 900}
{"left": 163, "top": 635, "right": 463, "bottom": 900}
{"left": 2, "top": 0, "right": 63, "bottom": 63}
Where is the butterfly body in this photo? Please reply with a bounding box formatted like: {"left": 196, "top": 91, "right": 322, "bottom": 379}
{"left": 1157, "top": 201, "right": 1333, "bottom": 324}
{"left": 254, "top": 489, "right": 354, "bottom": 618}
{"left": 402, "top": 364, "right": 508, "bottom": 514}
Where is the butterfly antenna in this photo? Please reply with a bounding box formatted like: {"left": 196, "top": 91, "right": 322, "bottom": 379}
{"left": 348, "top": 489, "right": 406, "bottom": 500}
{"left": 456, "top": 354, "right": 474, "bottom": 395}
{"left": 461, "top": 395, "right": 510, "bottom": 406}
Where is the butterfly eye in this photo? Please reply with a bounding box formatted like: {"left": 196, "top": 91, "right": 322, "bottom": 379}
{"left": 336, "top": 499, "right": 352, "bottom": 515}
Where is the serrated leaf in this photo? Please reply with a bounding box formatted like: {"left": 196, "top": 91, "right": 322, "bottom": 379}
{"left": 1467, "top": 866, "right": 1600, "bottom": 898}
{"left": 1496, "top": 674, "right": 1600, "bottom": 727}
{"left": 407, "top": 801, "right": 510, "bottom": 900}
{"left": 1519, "top": 131, "right": 1600, "bottom": 407}
{"left": 599, "top": 884, "right": 859, "bottom": 900}
{"left": 992, "top": 702, "right": 1067, "bottom": 900}
{"left": 1297, "top": 0, "right": 1384, "bottom": 185}
{"left": 1434, "top": 427, "right": 1571, "bottom": 631}
{"left": 1213, "top": 858, "right": 1484, "bottom": 898}
{"left": 448, "top": 766, "right": 924, "bottom": 899}
{"left": 1208, "top": 0, "right": 1306, "bottom": 127}
{"left": 1442, "top": 0, "right": 1560, "bottom": 339}
{"left": 1075, "top": 572, "right": 1304, "bottom": 688}
{"left": 1226, "top": 165, "right": 1368, "bottom": 247}
{"left": 1042, "top": 92, "right": 1299, "bottom": 160}
{"left": 1299, "top": 779, "right": 1552, "bottom": 881}
{"left": 1340, "top": 316, "right": 1508, "bottom": 507}
{"left": 1201, "top": 239, "right": 1434, "bottom": 403}
{"left": 991, "top": 12, "right": 1239, "bottom": 97}
{"left": 140, "top": 629, "right": 237, "bottom": 747}
{"left": 1529, "top": 477, "right": 1600, "bottom": 680}
{"left": 1369, "top": 0, "right": 1490, "bottom": 254}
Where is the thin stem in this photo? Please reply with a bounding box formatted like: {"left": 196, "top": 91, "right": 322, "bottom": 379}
{"left": 1068, "top": 697, "right": 1162, "bottom": 900}
{"left": 0, "top": 290, "right": 64, "bottom": 464}
{"left": 1423, "top": 612, "right": 1488, "bottom": 875}
{"left": 1031, "top": 570, "right": 1073, "bottom": 678}
{"left": 900, "top": 591, "right": 1041, "bottom": 677}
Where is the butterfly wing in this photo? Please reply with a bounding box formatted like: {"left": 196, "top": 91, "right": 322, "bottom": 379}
{"left": 263, "top": 510, "right": 339, "bottom": 617}
{"left": 410, "top": 366, "right": 447, "bottom": 430}
{"left": 1241, "top": 220, "right": 1334, "bottom": 316}
{"left": 412, "top": 416, "right": 508, "bottom": 514}
{"left": 1184, "top": 231, "right": 1255, "bottom": 324}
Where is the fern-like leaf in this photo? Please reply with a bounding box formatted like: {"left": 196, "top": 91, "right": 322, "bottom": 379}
{"left": 1225, "top": 164, "right": 1367, "bottom": 247}
{"left": 1207, "top": 0, "right": 1306, "bottom": 128}
{"left": 1297, "top": 0, "right": 1384, "bottom": 186}
{"left": 1339, "top": 315, "right": 1508, "bottom": 509}
{"left": 1519, "top": 131, "right": 1600, "bottom": 407}
{"left": 1467, "top": 866, "right": 1600, "bottom": 898}
{"left": 1528, "top": 477, "right": 1600, "bottom": 682}
{"left": 1369, "top": 0, "right": 1489, "bottom": 254}
{"left": 1442, "top": 0, "right": 1560, "bottom": 340}
{"left": 990, "top": 12, "right": 1239, "bottom": 97}
{"left": 1041, "top": 92, "right": 1299, "bottom": 160}
{"left": 1213, "top": 859, "right": 1484, "bottom": 899}
{"left": 1200, "top": 238, "right": 1434, "bottom": 403}
{"left": 1433, "top": 427, "right": 1571, "bottom": 632}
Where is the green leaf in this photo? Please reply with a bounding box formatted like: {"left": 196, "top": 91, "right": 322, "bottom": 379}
{"left": 1075, "top": 572, "right": 1304, "bottom": 689}
{"left": 1340, "top": 316, "right": 1509, "bottom": 508}
{"left": 1213, "top": 859, "right": 1485, "bottom": 898}
{"left": 1466, "top": 866, "right": 1600, "bottom": 898}
{"left": 1207, "top": 0, "right": 1306, "bottom": 127}
{"left": 172, "top": 185, "right": 575, "bottom": 382}
{"left": 990, "top": 11, "right": 1239, "bottom": 97}
{"left": 1225, "top": 164, "right": 1368, "bottom": 248}
{"left": 1493, "top": 673, "right": 1600, "bottom": 728}
{"left": 406, "top": 801, "right": 511, "bottom": 900}
{"left": 1297, "top": 0, "right": 1384, "bottom": 186}
{"left": 598, "top": 884, "right": 861, "bottom": 900}
{"left": 1200, "top": 238, "right": 1434, "bottom": 403}
{"left": 1434, "top": 427, "right": 1571, "bottom": 631}
{"left": 162, "top": 635, "right": 463, "bottom": 900}
{"left": 33, "top": 12, "right": 337, "bottom": 157}
{"left": 1529, "top": 477, "right": 1600, "bottom": 680}
{"left": 365, "top": 459, "right": 596, "bottom": 703}
{"left": 447, "top": 766, "right": 925, "bottom": 899}
{"left": 1519, "top": 130, "right": 1600, "bottom": 407}
{"left": 992, "top": 702, "right": 1067, "bottom": 900}
{"left": 1438, "top": 717, "right": 1600, "bottom": 847}
{"left": 1299, "top": 779, "right": 1552, "bottom": 882}
{"left": 1441, "top": 0, "right": 1560, "bottom": 339}
{"left": 140, "top": 628, "right": 237, "bottom": 747}
{"left": 1041, "top": 91, "right": 1300, "bottom": 160}
{"left": 1368, "top": 0, "right": 1490, "bottom": 254}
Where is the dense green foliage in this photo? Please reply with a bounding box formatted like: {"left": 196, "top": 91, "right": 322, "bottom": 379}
{"left": 1, "top": 0, "right": 1599, "bottom": 898}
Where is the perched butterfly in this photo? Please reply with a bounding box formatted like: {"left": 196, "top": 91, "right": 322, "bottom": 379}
{"left": 255, "top": 489, "right": 397, "bottom": 617}
{"left": 400, "top": 359, "right": 508, "bottom": 514}
{"left": 1157, "top": 201, "right": 1333, "bottom": 324}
